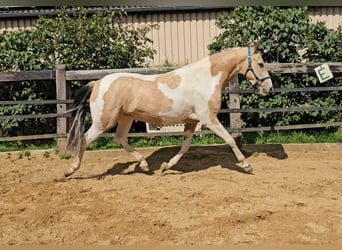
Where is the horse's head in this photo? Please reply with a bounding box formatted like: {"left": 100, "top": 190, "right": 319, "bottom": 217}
{"left": 240, "top": 43, "right": 273, "bottom": 96}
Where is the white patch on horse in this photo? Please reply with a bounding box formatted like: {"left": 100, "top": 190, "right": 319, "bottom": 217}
{"left": 90, "top": 74, "right": 119, "bottom": 130}
{"left": 156, "top": 80, "right": 185, "bottom": 118}
{"left": 156, "top": 57, "right": 223, "bottom": 124}
{"left": 182, "top": 57, "right": 223, "bottom": 124}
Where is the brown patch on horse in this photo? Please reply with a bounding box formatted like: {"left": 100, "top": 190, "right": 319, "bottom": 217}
{"left": 89, "top": 80, "right": 100, "bottom": 103}
{"left": 155, "top": 72, "right": 182, "bottom": 89}
{"left": 101, "top": 73, "right": 181, "bottom": 129}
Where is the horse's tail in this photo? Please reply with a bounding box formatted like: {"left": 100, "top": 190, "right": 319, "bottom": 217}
{"left": 66, "top": 81, "right": 95, "bottom": 153}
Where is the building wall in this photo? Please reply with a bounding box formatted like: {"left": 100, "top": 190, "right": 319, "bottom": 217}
{"left": 0, "top": 7, "right": 341, "bottom": 66}
{"left": 124, "top": 10, "right": 228, "bottom": 66}
{"left": 0, "top": 17, "right": 35, "bottom": 32}
{"left": 309, "top": 6, "right": 342, "bottom": 30}
{"left": 126, "top": 7, "right": 342, "bottom": 66}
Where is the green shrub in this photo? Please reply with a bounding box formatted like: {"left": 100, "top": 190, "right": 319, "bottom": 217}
{"left": 209, "top": 7, "right": 342, "bottom": 128}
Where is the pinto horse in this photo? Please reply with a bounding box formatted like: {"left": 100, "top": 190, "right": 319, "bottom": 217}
{"left": 65, "top": 44, "right": 273, "bottom": 177}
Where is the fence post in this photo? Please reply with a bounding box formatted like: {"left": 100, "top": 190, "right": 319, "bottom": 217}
{"left": 56, "top": 64, "right": 67, "bottom": 152}
{"left": 228, "top": 76, "right": 242, "bottom": 143}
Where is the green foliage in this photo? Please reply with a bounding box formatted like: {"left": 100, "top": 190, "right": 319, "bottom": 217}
{"left": 246, "top": 129, "right": 342, "bottom": 144}
{"left": 0, "top": 7, "right": 156, "bottom": 138}
{"left": 29, "top": 8, "right": 156, "bottom": 70}
{"left": 58, "top": 152, "right": 72, "bottom": 160}
{"left": 43, "top": 151, "right": 51, "bottom": 158}
{"left": 16, "top": 150, "right": 31, "bottom": 160}
{"left": 209, "top": 7, "right": 342, "bottom": 128}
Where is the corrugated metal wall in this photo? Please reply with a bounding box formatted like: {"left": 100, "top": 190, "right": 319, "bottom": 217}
{"left": 0, "top": 7, "right": 341, "bottom": 66}
{"left": 309, "top": 6, "right": 342, "bottom": 30}
{"left": 0, "top": 18, "right": 35, "bottom": 32}
{"left": 124, "top": 10, "right": 228, "bottom": 66}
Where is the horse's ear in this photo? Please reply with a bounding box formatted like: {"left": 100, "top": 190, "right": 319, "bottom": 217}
{"left": 250, "top": 41, "right": 259, "bottom": 53}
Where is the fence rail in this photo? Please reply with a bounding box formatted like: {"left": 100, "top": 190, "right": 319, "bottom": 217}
{"left": 1, "top": 63, "right": 342, "bottom": 149}
{"left": 0, "top": 70, "right": 55, "bottom": 82}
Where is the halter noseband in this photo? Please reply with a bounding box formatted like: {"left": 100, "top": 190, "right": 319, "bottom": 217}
{"left": 245, "top": 47, "right": 271, "bottom": 87}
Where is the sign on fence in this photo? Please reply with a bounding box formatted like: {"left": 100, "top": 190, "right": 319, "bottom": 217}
{"left": 314, "top": 64, "right": 334, "bottom": 83}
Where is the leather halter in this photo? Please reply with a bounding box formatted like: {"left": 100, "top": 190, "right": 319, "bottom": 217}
{"left": 244, "top": 47, "right": 271, "bottom": 86}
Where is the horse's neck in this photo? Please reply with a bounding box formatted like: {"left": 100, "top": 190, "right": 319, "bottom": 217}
{"left": 174, "top": 49, "right": 242, "bottom": 91}
{"left": 211, "top": 49, "right": 241, "bottom": 74}
{"left": 175, "top": 56, "right": 215, "bottom": 81}
{"left": 208, "top": 49, "right": 242, "bottom": 87}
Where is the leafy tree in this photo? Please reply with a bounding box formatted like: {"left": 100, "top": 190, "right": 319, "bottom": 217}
{"left": 31, "top": 8, "right": 155, "bottom": 70}
{"left": 209, "top": 6, "right": 342, "bottom": 128}
{"left": 0, "top": 7, "right": 156, "bottom": 138}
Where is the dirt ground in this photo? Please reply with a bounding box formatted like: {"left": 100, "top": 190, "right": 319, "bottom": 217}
{"left": 1, "top": 143, "right": 342, "bottom": 245}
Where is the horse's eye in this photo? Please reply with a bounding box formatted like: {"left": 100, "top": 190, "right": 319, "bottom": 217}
{"left": 258, "top": 62, "right": 264, "bottom": 67}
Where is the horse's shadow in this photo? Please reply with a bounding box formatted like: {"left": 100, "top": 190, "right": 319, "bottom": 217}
{"left": 74, "top": 144, "right": 288, "bottom": 180}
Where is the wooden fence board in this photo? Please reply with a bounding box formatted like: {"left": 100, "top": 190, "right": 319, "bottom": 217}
{"left": 229, "top": 76, "right": 242, "bottom": 138}
{"left": 0, "top": 100, "right": 73, "bottom": 105}
{"left": 0, "top": 113, "right": 66, "bottom": 120}
{"left": 226, "top": 86, "right": 342, "bottom": 94}
{"left": 65, "top": 67, "right": 175, "bottom": 81}
{"left": 238, "top": 121, "right": 342, "bottom": 133}
{"left": 0, "top": 134, "right": 58, "bottom": 142}
{"left": 220, "top": 106, "right": 342, "bottom": 113}
{"left": 266, "top": 63, "right": 342, "bottom": 74}
{"left": 55, "top": 65, "right": 68, "bottom": 151}
{"left": 0, "top": 70, "right": 55, "bottom": 82}
{"left": 2, "top": 106, "right": 340, "bottom": 121}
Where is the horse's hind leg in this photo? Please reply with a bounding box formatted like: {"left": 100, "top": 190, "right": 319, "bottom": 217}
{"left": 64, "top": 124, "right": 104, "bottom": 177}
{"left": 115, "top": 115, "right": 149, "bottom": 172}
{"left": 159, "top": 122, "right": 197, "bottom": 174}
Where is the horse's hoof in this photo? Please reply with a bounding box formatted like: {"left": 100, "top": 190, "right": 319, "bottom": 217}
{"left": 243, "top": 165, "right": 253, "bottom": 174}
{"left": 64, "top": 171, "right": 72, "bottom": 178}
{"left": 158, "top": 162, "right": 169, "bottom": 175}
{"left": 139, "top": 162, "right": 150, "bottom": 172}
{"left": 54, "top": 176, "right": 66, "bottom": 182}
{"left": 121, "top": 163, "right": 137, "bottom": 174}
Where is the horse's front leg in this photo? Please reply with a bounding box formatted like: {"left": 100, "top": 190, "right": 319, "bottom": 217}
{"left": 206, "top": 118, "right": 252, "bottom": 174}
{"left": 159, "top": 122, "right": 198, "bottom": 174}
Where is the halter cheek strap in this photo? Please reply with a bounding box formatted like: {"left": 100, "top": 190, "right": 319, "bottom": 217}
{"left": 247, "top": 46, "right": 252, "bottom": 68}
{"left": 245, "top": 47, "right": 271, "bottom": 86}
